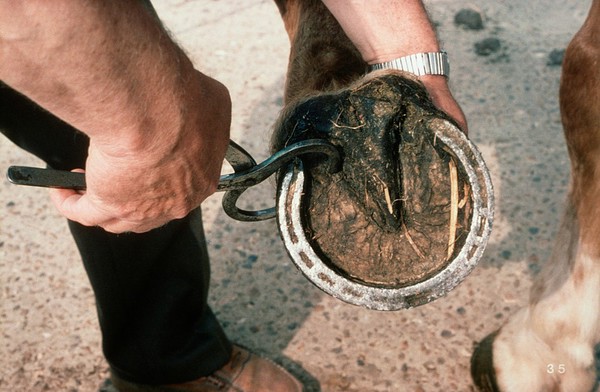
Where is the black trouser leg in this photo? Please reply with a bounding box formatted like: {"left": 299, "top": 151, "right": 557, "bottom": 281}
{"left": 68, "top": 212, "right": 232, "bottom": 384}
{"left": 0, "top": 82, "right": 232, "bottom": 384}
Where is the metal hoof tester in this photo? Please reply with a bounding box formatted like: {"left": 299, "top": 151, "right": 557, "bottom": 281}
{"left": 277, "top": 118, "right": 494, "bottom": 311}
{"left": 7, "top": 73, "right": 494, "bottom": 311}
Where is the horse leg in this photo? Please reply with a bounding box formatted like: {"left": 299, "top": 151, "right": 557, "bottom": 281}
{"left": 472, "top": 1, "right": 600, "bottom": 390}
{"left": 272, "top": 0, "right": 365, "bottom": 104}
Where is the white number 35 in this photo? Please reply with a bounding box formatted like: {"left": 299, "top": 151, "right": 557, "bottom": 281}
{"left": 547, "top": 364, "right": 566, "bottom": 374}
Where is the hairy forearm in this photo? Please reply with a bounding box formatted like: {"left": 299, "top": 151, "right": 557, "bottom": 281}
{"left": 322, "top": 0, "right": 466, "bottom": 131}
{"left": 321, "top": 0, "right": 440, "bottom": 64}
{"left": 1, "top": 1, "right": 232, "bottom": 233}
{"left": 0, "top": 1, "right": 199, "bottom": 154}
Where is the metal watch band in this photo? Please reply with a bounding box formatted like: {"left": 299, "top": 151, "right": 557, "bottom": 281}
{"left": 368, "top": 51, "right": 450, "bottom": 77}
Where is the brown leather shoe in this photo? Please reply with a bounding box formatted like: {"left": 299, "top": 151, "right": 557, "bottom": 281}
{"left": 107, "top": 345, "right": 303, "bottom": 392}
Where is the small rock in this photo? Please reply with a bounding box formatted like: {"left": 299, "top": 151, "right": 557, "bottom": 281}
{"left": 242, "top": 254, "right": 259, "bottom": 269}
{"left": 475, "top": 37, "right": 502, "bottom": 56}
{"left": 455, "top": 8, "right": 484, "bottom": 30}
{"left": 547, "top": 48, "right": 565, "bottom": 66}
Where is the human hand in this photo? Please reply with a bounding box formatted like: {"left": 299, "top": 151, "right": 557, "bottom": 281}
{"left": 419, "top": 75, "right": 468, "bottom": 133}
{"left": 320, "top": 0, "right": 468, "bottom": 133}
{"left": 49, "top": 73, "right": 231, "bottom": 233}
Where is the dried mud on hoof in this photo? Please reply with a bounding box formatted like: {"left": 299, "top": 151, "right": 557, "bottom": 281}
{"left": 273, "top": 71, "right": 493, "bottom": 308}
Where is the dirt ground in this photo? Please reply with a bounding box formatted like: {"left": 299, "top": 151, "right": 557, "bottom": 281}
{"left": 0, "top": 0, "right": 594, "bottom": 391}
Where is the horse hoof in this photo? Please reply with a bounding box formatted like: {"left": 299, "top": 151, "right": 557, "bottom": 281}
{"left": 471, "top": 330, "right": 501, "bottom": 391}
{"left": 273, "top": 71, "right": 494, "bottom": 310}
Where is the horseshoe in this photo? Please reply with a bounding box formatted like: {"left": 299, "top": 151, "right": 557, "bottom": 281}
{"left": 276, "top": 118, "right": 494, "bottom": 310}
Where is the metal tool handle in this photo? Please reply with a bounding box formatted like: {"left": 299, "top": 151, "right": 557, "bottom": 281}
{"left": 7, "top": 166, "right": 86, "bottom": 190}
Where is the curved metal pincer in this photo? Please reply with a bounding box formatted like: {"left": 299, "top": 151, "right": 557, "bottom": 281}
{"left": 218, "top": 139, "right": 340, "bottom": 221}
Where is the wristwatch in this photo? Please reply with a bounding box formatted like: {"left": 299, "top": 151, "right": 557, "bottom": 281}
{"left": 368, "top": 51, "right": 450, "bottom": 78}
